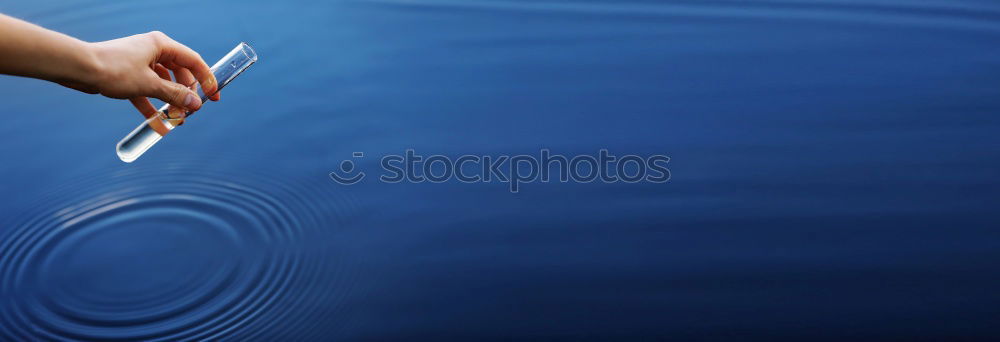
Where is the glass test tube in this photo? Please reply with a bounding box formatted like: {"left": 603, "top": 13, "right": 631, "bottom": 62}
{"left": 115, "top": 42, "right": 258, "bottom": 163}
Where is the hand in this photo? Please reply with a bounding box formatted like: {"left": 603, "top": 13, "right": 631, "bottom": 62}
{"left": 0, "top": 16, "right": 218, "bottom": 122}
{"left": 80, "top": 31, "right": 220, "bottom": 120}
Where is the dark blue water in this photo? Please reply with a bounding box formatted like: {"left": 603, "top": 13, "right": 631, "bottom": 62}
{"left": 2, "top": 0, "right": 1000, "bottom": 340}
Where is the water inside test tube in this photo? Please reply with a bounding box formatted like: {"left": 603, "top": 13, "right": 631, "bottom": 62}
{"left": 115, "top": 43, "right": 257, "bottom": 162}
{"left": 116, "top": 120, "right": 165, "bottom": 163}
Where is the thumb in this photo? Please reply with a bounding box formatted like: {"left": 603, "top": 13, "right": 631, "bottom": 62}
{"left": 152, "top": 78, "right": 202, "bottom": 112}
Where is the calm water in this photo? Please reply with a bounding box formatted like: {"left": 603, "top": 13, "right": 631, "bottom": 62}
{"left": 2, "top": 0, "right": 1000, "bottom": 340}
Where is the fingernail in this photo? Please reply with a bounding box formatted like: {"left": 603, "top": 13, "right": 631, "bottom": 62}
{"left": 184, "top": 93, "right": 199, "bottom": 109}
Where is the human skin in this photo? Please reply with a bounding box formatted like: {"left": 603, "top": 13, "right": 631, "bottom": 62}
{"left": 0, "top": 13, "right": 219, "bottom": 122}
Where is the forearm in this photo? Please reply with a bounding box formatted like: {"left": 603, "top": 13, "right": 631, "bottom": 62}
{"left": 0, "top": 13, "right": 100, "bottom": 89}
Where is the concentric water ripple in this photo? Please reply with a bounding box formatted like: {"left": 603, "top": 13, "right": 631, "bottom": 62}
{"left": 0, "top": 164, "right": 362, "bottom": 341}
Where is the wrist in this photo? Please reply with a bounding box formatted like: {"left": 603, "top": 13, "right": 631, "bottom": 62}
{"left": 72, "top": 41, "right": 105, "bottom": 90}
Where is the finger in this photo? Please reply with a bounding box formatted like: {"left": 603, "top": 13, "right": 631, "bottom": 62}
{"left": 154, "top": 35, "right": 219, "bottom": 101}
{"left": 129, "top": 97, "right": 159, "bottom": 119}
{"left": 150, "top": 76, "right": 202, "bottom": 112}
{"left": 171, "top": 67, "right": 197, "bottom": 89}
{"left": 163, "top": 61, "right": 216, "bottom": 101}
{"left": 153, "top": 64, "right": 172, "bottom": 82}
{"left": 130, "top": 96, "right": 173, "bottom": 135}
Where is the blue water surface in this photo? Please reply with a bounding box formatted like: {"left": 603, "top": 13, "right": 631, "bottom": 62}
{"left": 2, "top": 0, "right": 1000, "bottom": 340}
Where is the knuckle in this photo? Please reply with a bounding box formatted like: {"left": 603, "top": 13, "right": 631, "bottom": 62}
{"left": 161, "top": 83, "right": 181, "bottom": 103}
{"left": 172, "top": 85, "right": 187, "bottom": 103}
{"left": 146, "top": 31, "right": 167, "bottom": 45}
